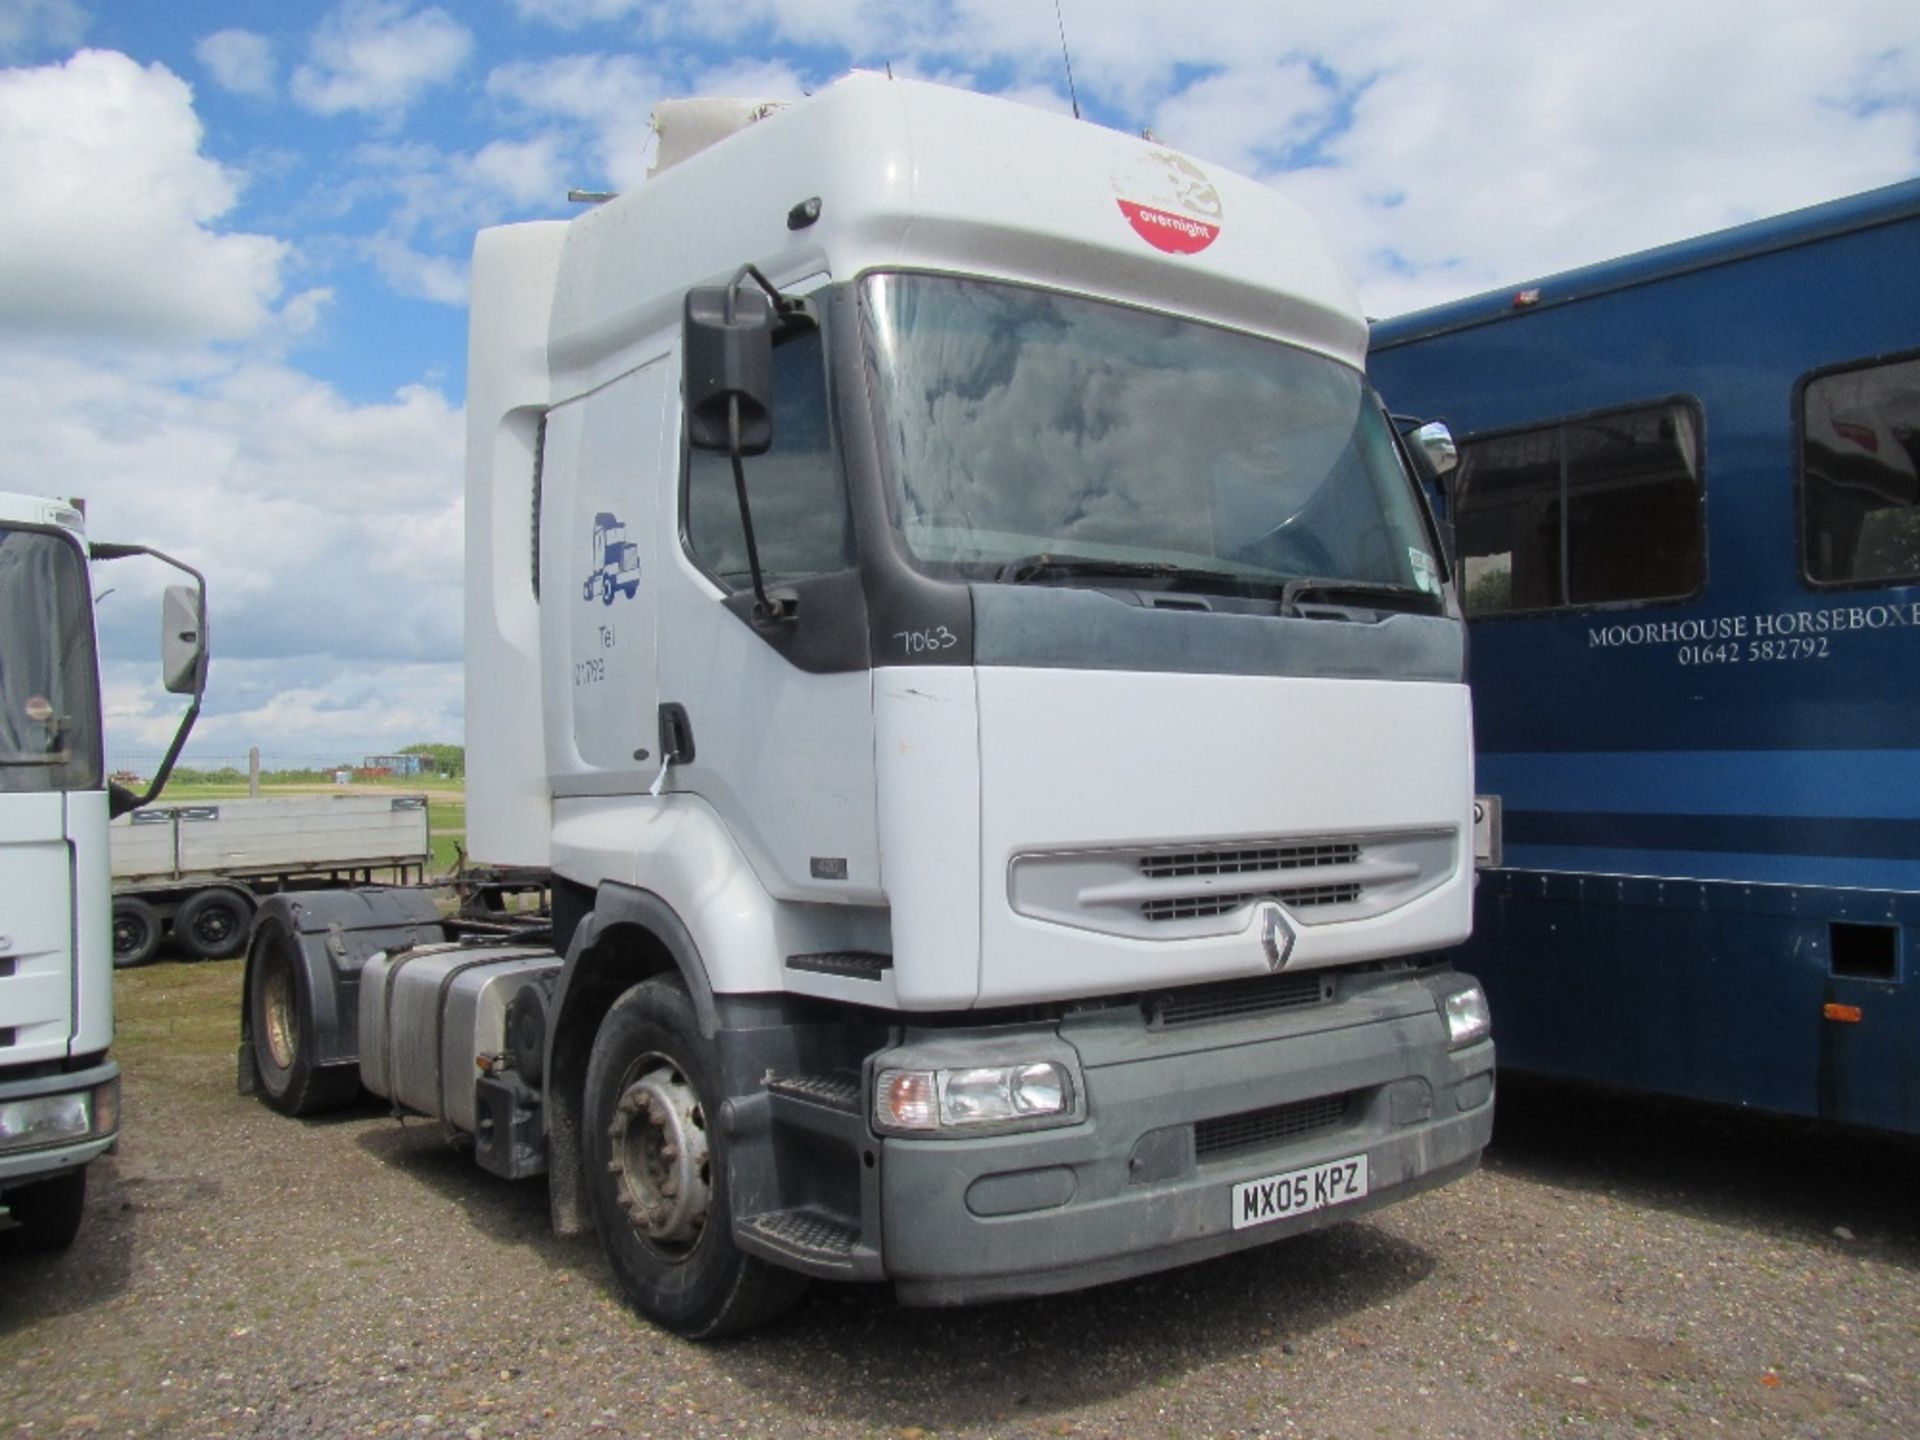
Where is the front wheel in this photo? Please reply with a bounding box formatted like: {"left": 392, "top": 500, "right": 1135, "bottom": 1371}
{"left": 0, "top": 1168, "right": 87, "bottom": 1254}
{"left": 583, "top": 977, "right": 806, "bottom": 1338}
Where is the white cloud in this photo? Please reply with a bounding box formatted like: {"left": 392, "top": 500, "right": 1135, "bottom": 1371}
{"left": 196, "top": 28, "right": 277, "bottom": 100}
{"left": 487, "top": 53, "right": 666, "bottom": 188}
{"left": 291, "top": 0, "right": 473, "bottom": 119}
{"left": 0, "top": 50, "right": 292, "bottom": 341}
{"left": 365, "top": 233, "right": 469, "bottom": 304}
{"left": 341, "top": 133, "right": 572, "bottom": 305}
{"left": 0, "top": 0, "right": 86, "bottom": 60}
{"left": 0, "top": 340, "right": 468, "bottom": 763}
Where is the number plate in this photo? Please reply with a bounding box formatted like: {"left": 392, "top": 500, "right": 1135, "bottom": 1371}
{"left": 1231, "top": 1154, "right": 1369, "bottom": 1230}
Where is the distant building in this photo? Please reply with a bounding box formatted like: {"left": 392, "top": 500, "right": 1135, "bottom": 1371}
{"left": 363, "top": 754, "right": 426, "bottom": 776}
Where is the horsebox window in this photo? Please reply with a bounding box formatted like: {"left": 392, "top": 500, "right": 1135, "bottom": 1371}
{"left": 1801, "top": 354, "right": 1920, "bottom": 587}
{"left": 1453, "top": 400, "right": 1704, "bottom": 616}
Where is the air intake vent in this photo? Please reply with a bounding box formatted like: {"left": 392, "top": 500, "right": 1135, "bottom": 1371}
{"left": 1149, "top": 972, "right": 1332, "bottom": 1027}
{"left": 1141, "top": 843, "right": 1359, "bottom": 880}
{"left": 1195, "top": 1092, "right": 1353, "bottom": 1159}
{"left": 1142, "top": 882, "right": 1363, "bottom": 923}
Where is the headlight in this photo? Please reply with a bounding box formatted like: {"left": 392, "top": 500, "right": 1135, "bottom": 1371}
{"left": 1442, "top": 985, "right": 1491, "bottom": 1048}
{"left": 875, "top": 1061, "right": 1074, "bottom": 1132}
{"left": 0, "top": 1093, "right": 91, "bottom": 1155}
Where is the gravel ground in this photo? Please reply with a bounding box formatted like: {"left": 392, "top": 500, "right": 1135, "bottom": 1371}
{"left": 4, "top": 958, "right": 1918, "bottom": 1440}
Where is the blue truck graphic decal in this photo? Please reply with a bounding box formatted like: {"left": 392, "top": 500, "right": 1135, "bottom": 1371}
{"left": 583, "top": 511, "right": 640, "bottom": 605}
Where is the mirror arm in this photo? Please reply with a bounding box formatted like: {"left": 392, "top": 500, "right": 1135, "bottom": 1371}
{"left": 88, "top": 540, "right": 208, "bottom": 810}
{"left": 726, "top": 399, "right": 797, "bottom": 628}
{"left": 727, "top": 397, "right": 773, "bottom": 618}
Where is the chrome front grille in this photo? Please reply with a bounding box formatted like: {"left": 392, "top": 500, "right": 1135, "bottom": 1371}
{"left": 1140, "top": 842, "right": 1360, "bottom": 880}
{"left": 1007, "top": 828, "right": 1457, "bottom": 942}
{"left": 1141, "top": 881, "right": 1363, "bottom": 923}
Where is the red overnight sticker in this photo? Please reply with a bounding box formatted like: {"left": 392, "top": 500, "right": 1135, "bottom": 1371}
{"left": 1118, "top": 199, "right": 1219, "bottom": 255}
{"left": 1113, "top": 151, "right": 1224, "bottom": 256}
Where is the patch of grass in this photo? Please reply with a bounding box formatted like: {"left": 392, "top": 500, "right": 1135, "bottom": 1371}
{"left": 113, "top": 958, "right": 245, "bottom": 1069}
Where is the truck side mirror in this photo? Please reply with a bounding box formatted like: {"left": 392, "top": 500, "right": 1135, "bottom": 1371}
{"left": 161, "top": 583, "right": 206, "bottom": 696}
{"left": 684, "top": 285, "right": 775, "bottom": 456}
{"left": 1411, "top": 421, "right": 1459, "bottom": 477}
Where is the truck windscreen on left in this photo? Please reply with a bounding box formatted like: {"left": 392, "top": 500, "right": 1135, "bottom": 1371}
{"left": 0, "top": 525, "right": 102, "bottom": 792}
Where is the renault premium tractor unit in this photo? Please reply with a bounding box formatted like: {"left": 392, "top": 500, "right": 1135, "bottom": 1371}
{"left": 238, "top": 75, "right": 1493, "bottom": 1337}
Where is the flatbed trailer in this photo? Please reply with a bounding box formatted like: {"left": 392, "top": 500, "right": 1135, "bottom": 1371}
{"left": 110, "top": 793, "right": 430, "bottom": 966}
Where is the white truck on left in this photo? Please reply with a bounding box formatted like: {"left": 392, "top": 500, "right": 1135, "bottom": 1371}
{"left": 0, "top": 490, "right": 206, "bottom": 1252}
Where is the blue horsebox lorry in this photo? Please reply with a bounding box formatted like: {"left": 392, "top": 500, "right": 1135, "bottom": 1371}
{"left": 1370, "top": 179, "right": 1920, "bottom": 1134}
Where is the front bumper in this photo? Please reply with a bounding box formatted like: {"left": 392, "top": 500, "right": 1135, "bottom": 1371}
{"left": 876, "top": 971, "right": 1492, "bottom": 1305}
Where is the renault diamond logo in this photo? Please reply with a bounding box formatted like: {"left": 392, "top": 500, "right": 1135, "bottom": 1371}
{"left": 1258, "top": 903, "right": 1295, "bottom": 971}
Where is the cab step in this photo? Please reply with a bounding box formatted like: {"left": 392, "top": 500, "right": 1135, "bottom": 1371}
{"left": 736, "top": 1206, "right": 870, "bottom": 1275}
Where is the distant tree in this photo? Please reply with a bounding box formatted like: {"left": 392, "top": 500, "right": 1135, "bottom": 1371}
{"left": 400, "top": 742, "right": 464, "bottom": 777}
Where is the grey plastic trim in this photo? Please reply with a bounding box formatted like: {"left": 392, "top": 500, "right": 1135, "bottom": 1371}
{"left": 970, "top": 584, "right": 1465, "bottom": 681}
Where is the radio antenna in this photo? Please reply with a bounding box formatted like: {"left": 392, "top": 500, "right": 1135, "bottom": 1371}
{"left": 1054, "top": 0, "right": 1081, "bottom": 120}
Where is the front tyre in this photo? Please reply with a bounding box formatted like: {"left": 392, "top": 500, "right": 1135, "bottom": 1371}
{"left": 0, "top": 1168, "right": 87, "bottom": 1254}
{"left": 583, "top": 977, "right": 806, "bottom": 1338}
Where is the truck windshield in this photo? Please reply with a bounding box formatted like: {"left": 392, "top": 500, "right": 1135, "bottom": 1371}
{"left": 0, "top": 526, "right": 103, "bottom": 792}
{"left": 861, "top": 273, "right": 1441, "bottom": 602}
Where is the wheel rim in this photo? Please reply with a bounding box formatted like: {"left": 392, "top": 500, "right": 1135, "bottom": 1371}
{"left": 113, "top": 913, "right": 147, "bottom": 957}
{"left": 194, "top": 904, "right": 237, "bottom": 945}
{"left": 606, "top": 1056, "right": 711, "bottom": 1254}
{"left": 260, "top": 956, "right": 297, "bottom": 1071}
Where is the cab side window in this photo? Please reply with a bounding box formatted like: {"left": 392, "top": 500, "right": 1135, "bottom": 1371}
{"left": 684, "top": 329, "right": 853, "bottom": 589}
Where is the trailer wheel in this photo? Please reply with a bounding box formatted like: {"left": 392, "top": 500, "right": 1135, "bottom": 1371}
{"left": 111, "top": 897, "right": 161, "bottom": 968}
{"left": 584, "top": 977, "right": 807, "bottom": 1338}
{"left": 175, "top": 888, "right": 253, "bottom": 961}
{"left": 0, "top": 1168, "right": 87, "bottom": 1255}
{"left": 247, "top": 920, "right": 359, "bottom": 1116}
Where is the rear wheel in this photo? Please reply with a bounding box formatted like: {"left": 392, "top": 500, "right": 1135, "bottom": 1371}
{"left": 175, "top": 888, "right": 253, "bottom": 961}
{"left": 0, "top": 1168, "right": 87, "bottom": 1255}
{"left": 584, "top": 977, "right": 806, "bottom": 1338}
{"left": 111, "top": 897, "right": 161, "bottom": 968}
{"left": 247, "top": 920, "right": 359, "bottom": 1116}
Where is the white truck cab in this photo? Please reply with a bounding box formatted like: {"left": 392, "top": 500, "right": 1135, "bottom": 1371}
{"left": 0, "top": 492, "right": 206, "bottom": 1251}
{"left": 240, "top": 74, "right": 1492, "bottom": 1337}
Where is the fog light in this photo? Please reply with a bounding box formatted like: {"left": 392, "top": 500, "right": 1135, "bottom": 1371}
{"left": 0, "top": 1093, "right": 90, "bottom": 1155}
{"left": 1443, "top": 986, "right": 1491, "bottom": 1048}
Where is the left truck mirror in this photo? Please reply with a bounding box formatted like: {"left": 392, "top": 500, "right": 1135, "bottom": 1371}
{"left": 684, "top": 285, "right": 775, "bottom": 455}
{"left": 161, "top": 583, "right": 206, "bottom": 695}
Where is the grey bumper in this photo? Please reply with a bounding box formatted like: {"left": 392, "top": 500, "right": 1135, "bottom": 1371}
{"left": 877, "top": 973, "right": 1492, "bottom": 1306}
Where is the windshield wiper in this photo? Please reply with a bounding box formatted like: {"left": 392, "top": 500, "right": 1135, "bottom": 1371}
{"left": 994, "top": 553, "right": 1249, "bottom": 588}
{"left": 1280, "top": 577, "right": 1442, "bottom": 617}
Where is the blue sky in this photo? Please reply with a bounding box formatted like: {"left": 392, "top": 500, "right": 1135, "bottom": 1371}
{"left": 1, "top": 0, "right": 1917, "bottom": 768}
